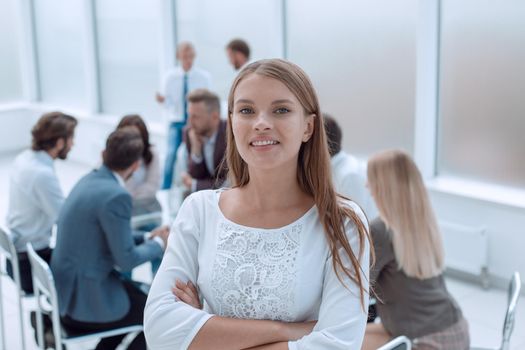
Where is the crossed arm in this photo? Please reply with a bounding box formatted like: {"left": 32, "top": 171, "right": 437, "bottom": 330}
{"left": 173, "top": 280, "right": 315, "bottom": 350}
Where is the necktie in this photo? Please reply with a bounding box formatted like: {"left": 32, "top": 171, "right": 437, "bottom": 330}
{"left": 183, "top": 73, "right": 189, "bottom": 123}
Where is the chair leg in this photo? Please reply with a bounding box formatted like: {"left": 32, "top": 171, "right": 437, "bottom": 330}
{"left": 0, "top": 275, "right": 6, "bottom": 350}
{"left": 17, "top": 291, "right": 26, "bottom": 350}
{"left": 35, "top": 301, "right": 45, "bottom": 350}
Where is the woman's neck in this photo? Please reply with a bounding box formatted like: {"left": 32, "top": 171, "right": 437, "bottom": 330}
{"left": 241, "top": 166, "right": 312, "bottom": 212}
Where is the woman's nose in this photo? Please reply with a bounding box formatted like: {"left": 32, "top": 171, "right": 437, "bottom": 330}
{"left": 254, "top": 112, "right": 272, "bottom": 131}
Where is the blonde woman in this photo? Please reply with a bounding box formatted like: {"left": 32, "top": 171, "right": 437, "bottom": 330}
{"left": 363, "top": 150, "right": 469, "bottom": 350}
{"left": 144, "top": 59, "right": 372, "bottom": 349}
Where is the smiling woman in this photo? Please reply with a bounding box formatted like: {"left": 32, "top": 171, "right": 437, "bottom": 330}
{"left": 144, "top": 59, "right": 372, "bottom": 350}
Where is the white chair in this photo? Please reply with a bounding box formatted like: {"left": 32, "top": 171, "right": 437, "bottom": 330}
{"left": 0, "top": 226, "right": 30, "bottom": 350}
{"left": 378, "top": 335, "right": 412, "bottom": 350}
{"left": 131, "top": 211, "right": 163, "bottom": 229}
{"left": 471, "top": 272, "right": 521, "bottom": 350}
{"left": 26, "top": 243, "right": 143, "bottom": 350}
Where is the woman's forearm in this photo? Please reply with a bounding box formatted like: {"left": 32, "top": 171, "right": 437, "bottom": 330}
{"left": 188, "top": 316, "right": 313, "bottom": 350}
{"left": 245, "top": 342, "right": 289, "bottom": 349}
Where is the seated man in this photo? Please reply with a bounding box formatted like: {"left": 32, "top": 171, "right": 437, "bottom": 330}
{"left": 181, "top": 88, "right": 228, "bottom": 192}
{"left": 6, "top": 111, "right": 77, "bottom": 293}
{"left": 50, "top": 127, "right": 169, "bottom": 350}
{"left": 324, "top": 114, "right": 377, "bottom": 219}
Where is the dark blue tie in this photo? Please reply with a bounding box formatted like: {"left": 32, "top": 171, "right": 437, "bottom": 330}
{"left": 183, "top": 73, "right": 189, "bottom": 123}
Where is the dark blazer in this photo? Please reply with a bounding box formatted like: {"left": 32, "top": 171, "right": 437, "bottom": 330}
{"left": 50, "top": 166, "right": 163, "bottom": 323}
{"left": 185, "top": 119, "right": 228, "bottom": 191}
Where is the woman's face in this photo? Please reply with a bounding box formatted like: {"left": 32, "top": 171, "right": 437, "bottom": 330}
{"left": 231, "top": 73, "right": 314, "bottom": 172}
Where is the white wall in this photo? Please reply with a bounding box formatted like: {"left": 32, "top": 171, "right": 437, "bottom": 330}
{"left": 0, "top": 105, "right": 39, "bottom": 153}
{"left": 430, "top": 189, "right": 525, "bottom": 286}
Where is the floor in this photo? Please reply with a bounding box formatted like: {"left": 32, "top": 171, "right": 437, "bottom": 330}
{"left": 0, "top": 151, "right": 524, "bottom": 349}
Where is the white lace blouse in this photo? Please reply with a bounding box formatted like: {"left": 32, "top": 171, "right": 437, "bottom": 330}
{"left": 144, "top": 189, "right": 369, "bottom": 350}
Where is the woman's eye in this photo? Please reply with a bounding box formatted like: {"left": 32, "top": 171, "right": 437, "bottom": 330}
{"left": 239, "top": 108, "right": 253, "bottom": 114}
{"left": 274, "top": 107, "right": 290, "bottom": 114}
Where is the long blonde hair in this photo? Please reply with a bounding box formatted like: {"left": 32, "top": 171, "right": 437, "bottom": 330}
{"left": 226, "top": 59, "right": 372, "bottom": 307}
{"left": 367, "top": 150, "right": 444, "bottom": 279}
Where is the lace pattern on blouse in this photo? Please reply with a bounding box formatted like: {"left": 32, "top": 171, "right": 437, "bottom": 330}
{"left": 210, "top": 221, "right": 301, "bottom": 321}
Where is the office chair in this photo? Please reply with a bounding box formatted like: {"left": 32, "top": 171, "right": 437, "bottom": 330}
{"left": 471, "top": 272, "right": 521, "bottom": 350}
{"left": 26, "top": 243, "right": 143, "bottom": 350}
{"left": 377, "top": 335, "right": 412, "bottom": 350}
{"left": 0, "top": 226, "right": 30, "bottom": 350}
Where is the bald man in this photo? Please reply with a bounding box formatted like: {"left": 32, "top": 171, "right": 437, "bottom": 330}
{"left": 156, "top": 42, "right": 212, "bottom": 189}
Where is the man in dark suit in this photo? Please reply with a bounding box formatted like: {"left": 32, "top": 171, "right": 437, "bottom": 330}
{"left": 181, "top": 88, "right": 228, "bottom": 192}
{"left": 50, "top": 127, "right": 169, "bottom": 350}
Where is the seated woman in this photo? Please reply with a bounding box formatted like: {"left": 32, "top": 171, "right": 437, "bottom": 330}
{"left": 117, "top": 115, "right": 162, "bottom": 276}
{"left": 362, "top": 150, "right": 469, "bottom": 350}
{"left": 144, "top": 59, "right": 372, "bottom": 349}
{"left": 117, "top": 115, "right": 162, "bottom": 220}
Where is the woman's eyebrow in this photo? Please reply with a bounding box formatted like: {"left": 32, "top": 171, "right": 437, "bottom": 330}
{"left": 271, "top": 99, "right": 294, "bottom": 105}
{"left": 234, "top": 98, "right": 254, "bottom": 105}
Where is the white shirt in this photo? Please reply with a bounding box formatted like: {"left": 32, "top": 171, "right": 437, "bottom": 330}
{"left": 162, "top": 66, "right": 212, "bottom": 123}
{"left": 144, "top": 189, "right": 369, "bottom": 349}
{"left": 7, "top": 150, "right": 64, "bottom": 252}
{"left": 331, "top": 151, "right": 378, "bottom": 220}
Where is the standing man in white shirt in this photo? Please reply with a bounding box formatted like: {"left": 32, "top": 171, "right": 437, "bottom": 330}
{"left": 156, "top": 41, "right": 212, "bottom": 189}
{"left": 6, "top": 111, "right": 77, "bottom": 293}
{"left": 225, "top": 38, "right": 251, "bottom": 71}
{"left": 324, "top": 114, "right": 378, "bottom": 220}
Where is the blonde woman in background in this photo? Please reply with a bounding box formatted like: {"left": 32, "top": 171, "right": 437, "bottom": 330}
{"left": 144, "top": 59, "right": 372, "bottom": 349}
{"left": 362, "top": 150, "right": 469, "bottom": 350}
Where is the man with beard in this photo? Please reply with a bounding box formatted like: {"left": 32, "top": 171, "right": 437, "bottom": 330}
{"left": 181, "top": 89, "right": 227, "bottom": 192}
{"left": 6, "top": 111, "right": 77, "bottom": 293}
{"left": 226, "top": 38, "right": 251, "bottom": 71}
{"left": 51, "top": 127, "right": 169, "bottom": 350}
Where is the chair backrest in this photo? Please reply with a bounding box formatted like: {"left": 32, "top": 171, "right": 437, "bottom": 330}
{"left": 378, "top": 335, "right": 412, "bottom": 350}
{"left": 0, "top": 226, "right": 23, "bottom": 288}
{"left": 26, "top": 243, "right": 64, "bottom": 349}
{"left": 0, "top": 226, "right": 16, "bottom": 262}
{"left": 500, "top": 272, "right": 521, "bottom": 350}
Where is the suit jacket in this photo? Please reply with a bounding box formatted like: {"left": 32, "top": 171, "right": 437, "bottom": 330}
{"left": 185, "top": 119, "right": 228, "bottom": 191}
{"left": 50, "top": 166, "right": 163, "bottom": 323}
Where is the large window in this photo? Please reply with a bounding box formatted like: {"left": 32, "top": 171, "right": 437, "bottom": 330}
{"left": 0, "top": 0, "right": 23, "bottom": 102}
{"left": 287, "top": 0, "right": 418, "bottom": 157}
{"left": 438, "top": 0, "right": 525, "bottom": 188}
{"left": 33, "top": 0, "right": 88, "bottom": 109}
{"left": 95, "top": 0, "right": 162, "bottom": 121}
{"left": 176, "top": 0, "right": 284, "bottom": 100}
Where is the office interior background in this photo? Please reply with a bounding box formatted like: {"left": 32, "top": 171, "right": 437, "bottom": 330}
{"left": 0, "top": 0, "right": 524, "bottom": 348}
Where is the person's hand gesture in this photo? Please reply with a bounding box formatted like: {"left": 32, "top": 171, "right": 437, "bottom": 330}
{"left": 150, "top": 225, "right": 170, "bottom": 247}
{"left": 172, "top": 279, "right": 202, "bottom": 309}
{"left": 188, "top": 128, "right": 204, "bottom": 157}
{"left": 181, "top": 172, "right": 193, "bottom": 190}
{"left": 155, "top": 92, "right": 165, "bottom": 104}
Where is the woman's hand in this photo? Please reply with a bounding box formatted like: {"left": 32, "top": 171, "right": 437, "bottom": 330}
{"left": 172, "top": 279, "right": 202, "bottom": 309}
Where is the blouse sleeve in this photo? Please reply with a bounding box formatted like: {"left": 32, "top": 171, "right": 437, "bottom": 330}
{"left": 289, "top": 203, "right": 370, "bottom": 350}
{"left": 144, "top": 192, "right": 213, "bottom": 350}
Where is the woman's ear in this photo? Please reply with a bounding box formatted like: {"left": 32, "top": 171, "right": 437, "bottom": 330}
{"left": 303, "top": 114, "right": 316, "bottom": 142}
